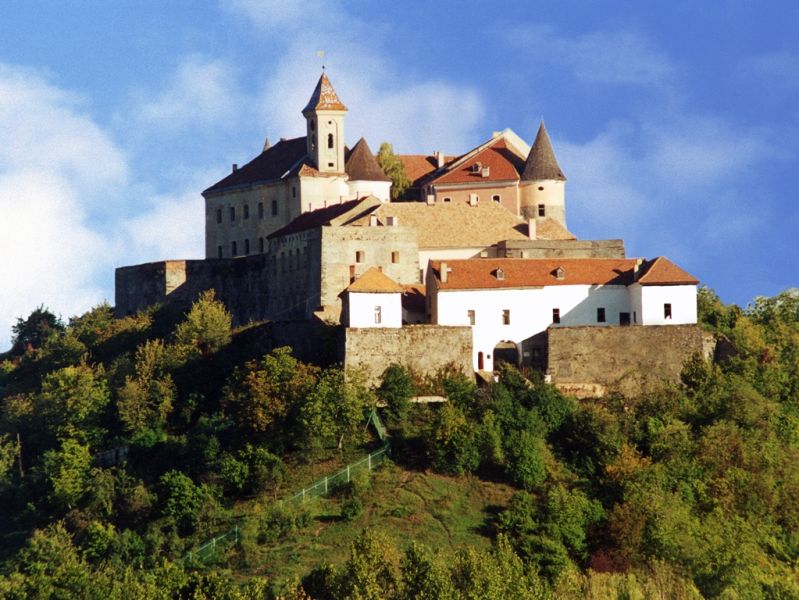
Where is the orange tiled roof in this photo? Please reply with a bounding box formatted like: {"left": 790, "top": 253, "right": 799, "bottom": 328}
{"left": 431, "top": 139, "right": 524, "bottom": 185}
{"left": 637, "top": 257, "right": 699, "bottom": 286}
{"left": 302, "top": 72, "right": 347, "bottom": 113}
{"left": 535, "top": 218, "right": 576, "bottom": 241}
{"left": 347, "top": 267, "right": 404, "bottom": 293}
{"left": 431, "top": 257, "right": 697, "bottom": 290}
{"left": 397, "top": 155, "right": 439, "bottom": 183}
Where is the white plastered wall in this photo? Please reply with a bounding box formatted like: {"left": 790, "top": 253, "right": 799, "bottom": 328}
{"left": 633, "top": 284, "right": 697, "bottom": 325}
{"left": 348, "top": 292, "right": 402, "bottom": 328}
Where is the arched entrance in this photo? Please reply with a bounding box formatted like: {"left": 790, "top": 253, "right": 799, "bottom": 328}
{"left": 493, "top": 341, "right": 519, "bottom": 367}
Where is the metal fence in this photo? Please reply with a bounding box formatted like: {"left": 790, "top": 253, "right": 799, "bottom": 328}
{"left": 183, "top": 409, "right": 390, "bottom": 565}
{"left": 282, "top": 442, "right": 390, "bottom": 506}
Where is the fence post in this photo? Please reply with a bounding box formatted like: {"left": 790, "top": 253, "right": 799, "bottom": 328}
{"left": 368, "top": 453, "right": 372, "bottom": 470}
{"left": 347, "top": 464, "right": 350, "bottom": 482}
{"left": 324, "top": 476, "right": 328, "bottom": 493}
{"left": 302, "top": 487, "right": 306, "bottom": 502}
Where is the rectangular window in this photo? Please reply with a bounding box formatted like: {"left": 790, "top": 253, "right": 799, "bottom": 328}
{"left": 244, "top": 239, "right": 250, "bottom": 255}
{"left": 272, "top": 200, "right": 278, "bottom": 216}
{"left": 391, "top": 251, "right": 399, "bottom": 264}
{"left": 292, "top": 187, "right": 296, "bottom": 198}
{"left": 259, "top": 237, "right": 264, "bottom": 253}
{"left": 538, "top": 204, "right": 546, "bottom": 217}
{"left": 374, "top": 305, "right": 382, "bottom": 324}
{"left": 468, "top": 309, "right": 475, "bottom": 325}
{"left": 216, "top": 208, "right": 222, "bottom": 224}
{"left": 664, "top": 303, "right": 672, "bottom": 319}
{"left": 258, "top": 202, "right": 264, "bottom": 218}
{"left": 244, "top": 204, "right": 250, "bottom": 219}
{"left": 552, "top": 308, "right": 560, "bottom": 324}
{"left": 597, "top": 307, "right": 606, "bottom": 323}
{"left": 217, "top": 245, "right": 223, "bottom": 259}
{"left": 356, "top": 250, "right": 365, "bottom": 263}
{"left": 229, "top": 206, "right": 235, "bottom": 222}
{"left": 502, "top": 309, "right": 510, "bottom": 325}
{"left": 231, "top": 240, "right": 237, "bottom": 256}
{"left": 492, "top": 194, "right": 501, "bottom": 203}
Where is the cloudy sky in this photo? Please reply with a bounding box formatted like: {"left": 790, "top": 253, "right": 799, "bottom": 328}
{"left": 1, "top": 1, "right": 798, "bottom": 349}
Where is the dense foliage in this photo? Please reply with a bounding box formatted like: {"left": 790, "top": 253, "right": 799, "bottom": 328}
{"left": 2, "top": 286, "right": 799, "bottom": 597}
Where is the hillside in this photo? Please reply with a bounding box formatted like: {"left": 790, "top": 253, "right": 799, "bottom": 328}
{"left": 1, "top": 287, "right": 799, "bottom": 598}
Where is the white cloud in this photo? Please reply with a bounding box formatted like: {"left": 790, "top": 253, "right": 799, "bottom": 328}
{"left": 510, "top": 25, "right": 675, "bottom": 88}
{"left": 133, "top": 55, "right": 241, "bottom": 131}
{"left": 225, "top": 0, "right": 485, "bottom": 154}
{"left": 0, "top": 64, "right": 134, "bottom": 349}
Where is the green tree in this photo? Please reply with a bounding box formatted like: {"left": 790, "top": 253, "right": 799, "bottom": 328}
{"left": 10, "top": 306, "right": 64, "bottom": 355}
{"left": 158, "top": 470, "right": 208, "bottom": 533}
{"left": 377, "top": 142, "right": 412, "bottom": 200}
{"left": 400, "top": 542, "right": 456, "bottom": 600}
{"left": 428, "top": 403, "right": 480, "bottom": 475}
{"left": 336, "top": 529, "right": 400, "bottom": 600}
{"left": 505, "top": 430, "right": 547, "bottom": 491}
{"left": 40, "top": 438, "right": 93, "bottom": 510}
{"left": 37, "top": 364, "right": 109, "bottom": 444}
{"left": 378, "top": 363, "right": 415, "bottom": 424}
{"left": 174, "top": 290, "right": 232, "bottom": 357}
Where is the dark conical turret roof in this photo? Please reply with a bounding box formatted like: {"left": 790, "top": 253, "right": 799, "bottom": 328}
{"left": 522, "top": 121, "right": 566, "bottom": 181}
{"left": 345, "top": 137, "right": 391, "bottom": 182}
{"left": 302, "top": 72, "right": 347, "bottom": 114}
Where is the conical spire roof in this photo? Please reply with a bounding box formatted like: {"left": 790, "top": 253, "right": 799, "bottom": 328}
{"left": 345, "top": 137, "right": 391, "bottom": 181}
{"left": 521, "top": 121, "right": 566, "bottom": 181}
{"left": 302, "top": 72, "right": 347, "bottom": 114}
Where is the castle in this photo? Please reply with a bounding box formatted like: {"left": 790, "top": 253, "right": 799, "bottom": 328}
{"left": 116, "top": 72, "right": 705, "bottom": 392}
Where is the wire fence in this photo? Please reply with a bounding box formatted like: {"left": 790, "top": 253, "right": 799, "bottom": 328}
{"left": 183, "top": 409, "right": 389, "bottom": 565}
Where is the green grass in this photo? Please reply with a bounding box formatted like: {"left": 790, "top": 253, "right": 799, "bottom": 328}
{"left": 224, "top": 462, "right": 515, "bottom": 590}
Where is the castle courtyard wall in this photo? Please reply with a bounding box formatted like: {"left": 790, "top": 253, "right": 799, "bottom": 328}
{"left": 547, "top": 324, "right": 714, "bottom": 398}
{"left": 344, "top": 325, "right": 473, "bottom": 386}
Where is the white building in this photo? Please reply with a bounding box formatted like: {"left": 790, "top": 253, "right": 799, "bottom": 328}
{"left": 344, "top": 267, "right": 404, "bottom": 328}
{"left": 425, "top": 257, "right": 698, "bottom": 372}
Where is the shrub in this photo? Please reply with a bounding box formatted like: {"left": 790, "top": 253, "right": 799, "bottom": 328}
{"left": 341, "top": 497, "right": 363, "bottom": 521}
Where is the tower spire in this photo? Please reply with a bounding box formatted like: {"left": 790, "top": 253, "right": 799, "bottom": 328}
{"left": 521, "top": 120, "right": 566, "bottom": 181}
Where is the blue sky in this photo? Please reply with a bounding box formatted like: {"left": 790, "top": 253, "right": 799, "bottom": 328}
{"left": 1, "top": 1, "right": 798, "bottom": 349}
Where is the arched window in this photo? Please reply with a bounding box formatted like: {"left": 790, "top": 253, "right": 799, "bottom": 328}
{"left": 327, "top": 133, "right": 334, "bottom": 148}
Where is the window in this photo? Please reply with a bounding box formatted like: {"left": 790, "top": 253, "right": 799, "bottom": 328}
{"left": 310, "top": 119, "right": 315, "bottom": 132}
{"left": 292, "top": 187, "right": 296, "bottom": 198}
{"left": 496, "top": 268, "right": 505, "bottom": 281}
{"left": 492, "top": 194, "right": 501, "bottom": 203}
{"left": 258, "top": 202, "right": 264, "bottom": 219}
{"left": 217, "top": 245, "right": 223, "bottom": 259}
{"left": 443, "top": 197, "right": 452, "bottom": 203}
{"left": 243, "top": 204, "right": 249, "bottom": 219}
{"left": 664, "top": 303, "right": 673, "bottom": 319}
{"left": 538, "top": 204, "right": 546, "bottom": 217}
{"left": 597, "top": 307, "right": 606, "bottom": 323}
{"left": 229, "top": 206, "right": 235, "bottom": 222}
{"left": 552, "top": 308, "right": 560, "bottom": 324}
{"left": 468, "top": 309, "right": 475, "bottom": 325}
{"left": 243, "top": 239, "right": 249, "bottom": 254}
{"left": 216, "top": 208, "right": 222, "bottom": 224}
{"left": 328, "top": 133, "right": 334, "bottom": 149}
{"left": 328, "top": 162, "right": 334, "bottom": 167}
{"left": 502, "top": 309, "right": 510, "bottom": 325}
{"left": 391, "top": 251, "right": 399, "bottom": 264}
{"left": 538, "top": 186, "right": 544, "bottom": 191}
{"left": 259, "top": 237, "right": 264, "bottom": 253}
{"left": 272, "top": 200, "right": 278, "bottom": 216}
{"left": 231, "top": 241, "right": 237, "bottom": 256}
{"left": 356, "top": 250, "right": 365, "bottom": 263}
{"left": 374, "top": 305, "right": 382, "bottom": 324}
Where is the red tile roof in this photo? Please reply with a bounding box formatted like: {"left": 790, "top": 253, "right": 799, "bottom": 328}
{"left": 428, "top": 139, "right": 525, "bottom": 185}
{"left": 431, "top": 257, "right": 697, "bottom": 290}
{"left": 347, "top": 267, "right": 404, "bottom": 293}
{"left": 203, "top": 137, "right": 307, "bottom": 194}
{"left": 397, "top": 155, "right": 439, "bottom": 183}
{"left": 637, "top": 256, "right": 699, "bottom": 286}
{"left": 302, "top": 72, "right": 347, "bottom": 113}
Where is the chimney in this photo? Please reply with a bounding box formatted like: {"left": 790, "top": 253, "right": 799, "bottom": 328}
{"left": 263, "top": 136, "right": 270, "bottom": 152}
{"left": 528, "top": 218, "right": 536, "bottom": 240}
{"left": 435, "top": 150, "right": 445, "bottom": 168}
{"left": 369, "top": 214, "right": 379, "bottom": 227}
{"left": 468, "top": 193, "right": 479, "bottom": 206}
{"left": 426, "top": 194, "right": 435, "bottom": 205}
{"left": 232, "top": 163, "right": 238, "bottom": 172}
{"left": 481, "top": 166, "right": 490, "bottom": 178}
{"left": 633, "top": 258, "right": 644, "bottom": 280}
{"left": 440, "top": 262, "right": 448, "bottom": 283}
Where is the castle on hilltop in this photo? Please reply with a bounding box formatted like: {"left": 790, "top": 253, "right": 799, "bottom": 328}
{"left": 116, "top": 72, "right": 707, "bottom": 394}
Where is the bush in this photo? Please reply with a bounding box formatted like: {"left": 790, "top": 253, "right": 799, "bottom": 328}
{"left": 257, "top": 504, "right": 311, "bottom": 544}
{"left": 341, "top": 497, "right": 363, "bottom": 521}
{"left": 378, "top": 364, "right": 415, "bottom": 425}
{"left": 505, "top": 430, "right": 547, "bottom": 491}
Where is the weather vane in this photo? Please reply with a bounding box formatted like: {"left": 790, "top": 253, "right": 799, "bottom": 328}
{"left": 316, "top": 50, "right": 326, "bottom": 70}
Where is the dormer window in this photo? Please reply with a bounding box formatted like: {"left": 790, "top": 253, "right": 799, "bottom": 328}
{"left": 496, "top": 268, "right": 505, "bottom": 281}
{"left": 554, "top": 267, "right": 565, "bottom": 280}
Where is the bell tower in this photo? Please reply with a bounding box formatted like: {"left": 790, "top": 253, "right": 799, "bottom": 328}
{"left": 302, "top": 71, "right": 347, "bottom": 173}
